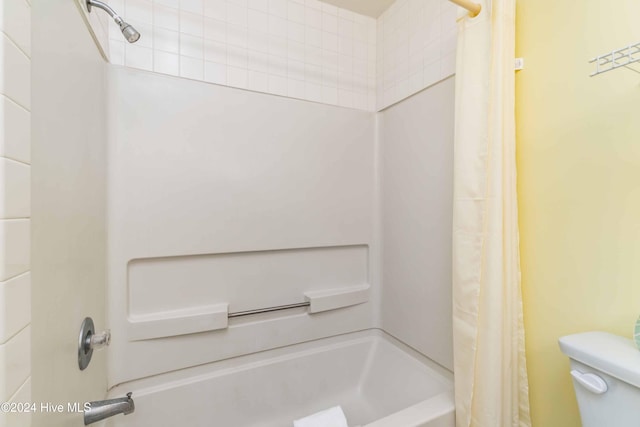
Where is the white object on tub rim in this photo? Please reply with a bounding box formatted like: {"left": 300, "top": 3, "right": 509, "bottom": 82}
{"left": 293, "top": 405, "right": 349, "bottom": 427}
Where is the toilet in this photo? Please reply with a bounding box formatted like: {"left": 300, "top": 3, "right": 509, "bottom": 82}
{"left": 559, "top": 331, "right": 640, "bottom": 427}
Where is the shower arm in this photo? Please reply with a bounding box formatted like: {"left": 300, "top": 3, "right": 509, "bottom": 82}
{"left": 86, "top": 0, "right": 124, "bottom": 27}
{"left": 86, "top": 0, "right": 141, "bottom": 43}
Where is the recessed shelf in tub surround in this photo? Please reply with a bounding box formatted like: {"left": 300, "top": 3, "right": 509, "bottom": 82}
{"left": 127, "top": 284, "right": 370, "bottom": 341}
{"left": 126, "top": 245, "right": 371, "bottom": 341}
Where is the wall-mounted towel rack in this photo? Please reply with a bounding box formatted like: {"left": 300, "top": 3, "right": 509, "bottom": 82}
{"left": 590, "top": 42, "right": 640, "bottom": 77}
{"left": 127, "top": 284, "right": 371, "bottom": 341}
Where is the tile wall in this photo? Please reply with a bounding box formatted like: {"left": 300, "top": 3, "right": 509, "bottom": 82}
{"left": 109, "top": 0, "right": 378, "bottom": 110}
{"left": 0, "top": 1, "right": 32, "bottom": 426}
{"left": 93, "top": 0, "right": 458, "bottom": 111}
{"left": 376, "top": 0, "right": 457, "bottom": 109}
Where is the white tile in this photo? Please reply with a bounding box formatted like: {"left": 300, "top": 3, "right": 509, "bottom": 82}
{"left": 248, "top": 9, "right": 268, "bottom": 33}
{"left": 0, "top": 220, "right": 28, "bottom": 291}
{"left": 338, "top": 89, "right": 354, "bottom": 108}
{"left": 304, "top": 7, "right": 321, "bottom": 29}
{"left": 204, "top": 18, "right": 226, "bottom": 42}
{"left": 109, "top": 0, "right": 125, "bottom": 10}
{"left": 248, "top": 49, "right": 268, "bottom": 72}
{"left": 322, "top": 66, "right": 337, "bottom": 87}
{"left": 322, "top": 31, "right": 337, "bottom": 52}
{"left": 304, "top": 63, "right": 322, "bottom": 84}
{"left": 110, "top": 39, "right": 125, "bottom": 65}
{"left": 353, "top": 22, "right": 366, "bottom": 42}
{"left": 126, "top": 0, "right": 153, "bottom": 24}
{"left": 287, "top": 40, "right": 305, "bottom": 62}
{"left": 268, "top": 74, "right": 287, "bottom": 95}
{"left": 0, "top": 0, "right": 31, "bottom": 56}
{"left": 204, "top": 39, "right": 227, "bottom": 63}
{"left": 227, "top": 45, "right": 248, "bottom": 68}
{"left": 305, "top": 0, "right": 322, "bottom": 10}
{"left": 287, "top": 21, "right": 305, "bottom": 43}
{"left": 287, "top": 58, "right": 304, "bottom": 80}
{"left": 305, "top": 81, "right": 322, "bottom": 102}
{"left": 228, "top": 0, "right": 248, "bottom": 6}
{"left": 305, "top": 26, "right": 321, "bottom": 48}
{"left": 440, "top": 51, "right": 455, "bottom": 78}
{"left": 322, "top": 85, "right": 337, "bottom": 104}
{"left": 154, "top": 5, "right": 179, "bottom": 30}
{"left": 0, "top": 159, "right": 29, "bottom": 219}
{"left": 268, "top": 15, "right": 287, "bottom": 38}
{"left": 204, "top": 61, "right": 227, "bottom": 84}
{"left": 0, "top": 377, "right": 30, "bottom": 427}
{"left": 180, "top": 56, "right": 204, "bottom": 79}
{"left": 180, "top": 0, "right": 203, "bottom": 14}
{"left": 227, "top": 3, "right": 248, "bottom": 27}
{"left": 156, "top": 0, "right": 179, "bottom": 7}
{"left": 0, "top": 97, "right": 30, "bottom": 164}
{"left": 248, "top": 70, "right": 269, "bottom": 91}
{"left": 0, "top": 273, "right": 29, "bottom": 344}
{"left": 204, "top": 0, "right": 226, "bottom": 20}
{"left": 125, "top": 43, "right": 153, "bottom": 70}
{"left": 338, "top": 17, "right": 353, "bottom": 38}
{"left": 338, "top": 35, "right": 353, "bottom": 56}
{"left": 154, "top": 50, "right": 180, "bottom": 75}
{"left": 154, "top": 27, "right": 180, "bottom": 53}
{"left": 354, "top": 91, "right": 367, "bottom": 110}
{"left": 424, "top": 38, "right": 441, "bottom": 65}
{"left": 248, "top": 29, "right": 269, "bottom": 52}
{"left": 248, "top": 0, "right": 268, "bottom": 12}
{"left": 287, "top": 78, "right": 305, "bottom": 99}
{"left": 322, "top": 12, "right": 337, "bottom": 33}
{"left": 0, "top": 326, "right": 29, "bottom": 401}
{"left": 0, "top": 34, "right": 30, "bottom": 110}
{"left": 227, "top": 25, "right": 248, "bottom": 47}
{"left": 423, "top": 59, "right": 440, "bottom": 87}
{"left": 305, "top": 44, "right": 322, "bottom": 66}
{"left": 227, "top": 66, "right": 248, "bottom": 88}
{"left": 337, "top": 8, "right": 354, "bottom": 21}
{"left": 180, "top": 10, "right": 204, "bottom": 36}
{"left": 320, "top": 2, "right": 337, "bottom": 15}
{"left": 180, "top": 33, "right": 204, "bottom": 58}
{"left": 287, "top": 1, "right": 305, "bottom": 24}
{"left": 268, "top": 53, "right": 286, "bottom": 76}
{"left": 269, "top": 0, "right": 287, "bottom": 18}
{"left": 268, "top": 35, "right": 286, "bottom": 58}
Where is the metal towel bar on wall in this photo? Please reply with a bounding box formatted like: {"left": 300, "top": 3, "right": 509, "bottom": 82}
{"left": 227, "top": 302, "right": 311, "bottom": 318}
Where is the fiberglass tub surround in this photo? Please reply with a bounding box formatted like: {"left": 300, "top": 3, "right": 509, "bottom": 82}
{"left": 103, "top": 65, "right": 455, "bottom": 427}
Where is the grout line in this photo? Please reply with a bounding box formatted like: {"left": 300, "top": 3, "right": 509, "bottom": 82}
{"left": 0, "top": 323, "right": 30, "bottom": 348}
{"left": 0, "top": 270, "right": 30, "bottom": 285}
{"left": 0, "top": 156, "right": 31, "bottom": 167}
{"left": 5, "top": 375, "right": 31, "bottom": 403}
{"left": 0, "top": 30, "right": 30, "bottom": 61}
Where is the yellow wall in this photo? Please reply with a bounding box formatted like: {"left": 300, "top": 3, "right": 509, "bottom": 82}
{"left": 516, "top": 1, "right": 640, "bottom": 425}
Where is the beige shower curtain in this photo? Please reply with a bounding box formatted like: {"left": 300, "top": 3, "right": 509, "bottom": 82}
{"left": 452, "top": 0, "right": 531, "bottom": 426}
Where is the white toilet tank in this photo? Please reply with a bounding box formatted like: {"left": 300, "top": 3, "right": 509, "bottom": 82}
{"left": 559, "top": 331, "right": 640, "bottom": 427}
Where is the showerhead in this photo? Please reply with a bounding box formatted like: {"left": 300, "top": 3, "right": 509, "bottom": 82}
{"left": 86, "top": 0, "right": 141, "bottom": 44}
{"left": 119, "top": 22, "right": 141, "bottom": 43}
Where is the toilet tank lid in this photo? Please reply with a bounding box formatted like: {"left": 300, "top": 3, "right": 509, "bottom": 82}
{"left": 559, "top": 331, "right": 640, "bottom": 388}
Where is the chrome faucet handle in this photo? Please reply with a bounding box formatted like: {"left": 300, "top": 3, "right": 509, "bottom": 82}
{"left": 78, "top": 317, "right": 111, "bottom": 370}
{"left": 89, "top": 329, "right": 111, "bottom": 351}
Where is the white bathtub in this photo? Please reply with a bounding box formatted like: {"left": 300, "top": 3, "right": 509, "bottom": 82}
{"left": 108, "top": 330, "right": 454, "bottom": 427}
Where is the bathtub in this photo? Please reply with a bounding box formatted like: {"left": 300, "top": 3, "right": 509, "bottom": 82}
{"left": 108, "top": 329, "right": 454, "bottom": 427}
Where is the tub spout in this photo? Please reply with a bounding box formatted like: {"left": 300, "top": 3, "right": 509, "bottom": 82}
{"left": 84, "top": 392, "right": 135, "bottom": 425}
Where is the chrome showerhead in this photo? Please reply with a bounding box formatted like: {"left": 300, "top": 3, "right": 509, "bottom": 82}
{"left": 86, "top": 0, "right": 141, "bottom": 44}
{"left": 119, "top": 22, "right": 141, "bottom": 43}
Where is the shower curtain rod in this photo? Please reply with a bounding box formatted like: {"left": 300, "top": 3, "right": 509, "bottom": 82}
{"left": 448, "top": 0, "right": 481, "bottom": 17}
